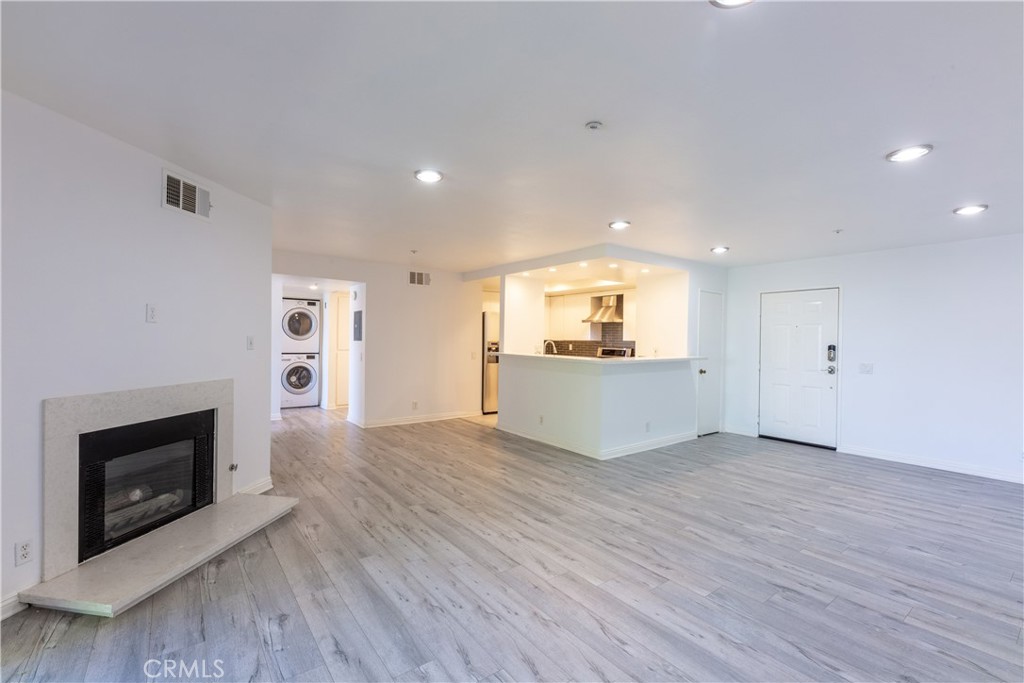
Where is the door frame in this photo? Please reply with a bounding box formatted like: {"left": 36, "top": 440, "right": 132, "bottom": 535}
{"left": 696, "top": 288, "right": 725, "bottom": 436}
{"left": 757, "top": 286, "right": 844, "bottom": 449}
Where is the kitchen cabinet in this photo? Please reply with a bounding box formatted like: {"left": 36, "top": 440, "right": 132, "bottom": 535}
{"left": 623, "top": 290, "right": 637, "bottom": 341}
{"left": 545, "top": 294, "right": 594, "bottom": 340}
{"left": 563, "top": 294, "right": 593, "bottom": 340}
{"left": 545, "top": 295, "right": 565, "bottom": 340}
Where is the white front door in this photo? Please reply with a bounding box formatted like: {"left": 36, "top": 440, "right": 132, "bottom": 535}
{"left": 697, "top": 290, "right": 724, "bottom": 436}
{"left": 759, "top": 288, "right": 839, "bottom": 448}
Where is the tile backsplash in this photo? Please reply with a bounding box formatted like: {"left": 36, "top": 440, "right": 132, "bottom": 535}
{"left": 544, "top": 338, "right": 635, "bottom": 358}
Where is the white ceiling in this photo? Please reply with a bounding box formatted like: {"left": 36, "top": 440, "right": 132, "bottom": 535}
{"left": 3, "top": 1, "right": 1020, "bottom": 273}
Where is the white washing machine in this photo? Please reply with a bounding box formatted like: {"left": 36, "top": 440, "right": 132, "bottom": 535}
{"left": 281, "top": 353, "right": 320, "bottom": 408}
{"left": 281, "top": 299, "right": 321, "bottom": 354}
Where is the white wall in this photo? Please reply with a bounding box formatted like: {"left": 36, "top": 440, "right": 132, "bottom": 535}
{"left": 501, "top": 275, "right": 547, "bottom": 354}
{"left": 1, "top": 92, "right": 273, "bottom": 602}
{"left": 724, "top": 234, "right": 1023, "bottom": 483}
{"left": 483, "top": 290, "right": 500, "bottom": 314}
{"left": 348, "top": 283, "right": 367, "bottom": 426}
{"left": 270, "top": 275, "right": 284, "bottom": 420}
{"left": 636, "top": 271, "right": 691, "bottom": 357}
{"left": 272, "top": 251, "right": 481, "bottom": 427}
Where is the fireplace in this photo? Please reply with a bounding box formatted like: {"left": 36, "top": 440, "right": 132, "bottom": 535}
{"left": 41, "top": 380, "right": 237, "bottom": 582}
{"left": 78, "top": 410, "right": 215, "bottom": 562}
{"left": 24, "top": 380, "right": 297, "bottom": 619}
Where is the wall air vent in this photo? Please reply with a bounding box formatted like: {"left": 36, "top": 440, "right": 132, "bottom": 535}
{"left": 163, "top": 170, "right": 212, "bottom": 219}
{"left": 408, "top": 271, "right": 431, "bottom": 286}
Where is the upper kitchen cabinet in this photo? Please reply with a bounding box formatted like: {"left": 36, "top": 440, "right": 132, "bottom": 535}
{"left": 546, "top": 295, "right": 565, "bottom": 340}
{"left": 623, "top": 290, "right": 637, "bottom": 341}
{"left": 564, "top": 293, "right": 593, "bottom": 339}
{"left": 545, "top": 293, "right": 595, "bottom": 340}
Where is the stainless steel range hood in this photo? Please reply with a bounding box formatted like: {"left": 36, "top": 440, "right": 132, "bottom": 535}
{"left": 582, "top": 295, "right": 623, "bottom": 323}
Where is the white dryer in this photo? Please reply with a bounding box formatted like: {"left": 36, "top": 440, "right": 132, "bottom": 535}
{"left": 281, "top": 299, "right": 321, "bottom": 354}
{"left": 281, "top": 353, "right": 320, "bottom": 408}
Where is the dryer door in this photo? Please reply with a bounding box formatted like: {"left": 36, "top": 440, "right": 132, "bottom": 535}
{"left": 283, "top": 305, "right": 318, "bottom": 341}
{"left": 282, "top": 362, "right": 317, "bottom": 394}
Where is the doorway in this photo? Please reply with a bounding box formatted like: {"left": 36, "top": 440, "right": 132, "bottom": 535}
{"left": 758, "top": 288, "right": 839, "bottom": 448}
{"left": 697, "top": 290, "right": 724, "bottom": 436}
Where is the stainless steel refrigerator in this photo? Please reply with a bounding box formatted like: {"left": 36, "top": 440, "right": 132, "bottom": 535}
{"left": 482, "top": 311, "right": 499, "bottom": 414}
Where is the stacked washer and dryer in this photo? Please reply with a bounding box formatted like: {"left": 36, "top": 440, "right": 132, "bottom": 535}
{"left": 281, "top": 298, "right": 321, "bottom": 408}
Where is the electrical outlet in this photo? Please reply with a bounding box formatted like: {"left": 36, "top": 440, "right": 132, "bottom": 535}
{"left": 645, "top": 421, "right": 651, "bottom": 433}
{"left": 412, "top": 400, "right": 418, "bottom": 410}
{"left": 14, "top": 540, "right": 31, "bottom": 566}
{"left": 145, "top": 303, "right": 158, "bottom": 323}
{"left": 538, "top": 415, "right": 544, "bottom": 425}
{"left": 568, "top": 343, "right": 573, "bottom": 351}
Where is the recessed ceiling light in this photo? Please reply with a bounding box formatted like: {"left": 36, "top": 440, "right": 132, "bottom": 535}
{"left": 711, "top": 246, "right": 730, "bottom": 255}
{"left": 585, "top": 120, "right": 604, "bottom": 131}
{"left": 953, "top": 204, "right": 988, "bottom": 216}
{"left": 414, "top": 169, "right": 443, "bottom": 183}
{"left": 521, "top": 272, "right": 531, "bottom": 276}
{"left": 548, "top": 267, "right": 557, "bottom": 272}
{"left": 885, "top": 145, "right": 933, "bottom": 163}
{"left": 609, "top": 263, "right": 619, "bottom": 269}
{"left": 640, "top": 268, "right": 650, "bottom": 274}
{"left": 308, "top": 284, "right": 318, "bottom": 290}
{"left": 579, "top": 262, "right": 588, "bottom": 268}
{"left": 608, "top": 220, "right": 631, "bottom": 231}
{"left": 710, "top": 0, "right": 754, "bottom": 8}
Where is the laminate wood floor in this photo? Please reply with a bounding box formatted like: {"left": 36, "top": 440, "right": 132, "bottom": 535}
{"left": 3, "top": 409, "right": 1022, "bottom": 682}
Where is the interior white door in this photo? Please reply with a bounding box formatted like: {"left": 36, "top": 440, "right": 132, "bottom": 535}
{"left": 697, "top": 290, "right": 724, "bottom": 436}
{"left": 759, "top": 288, "right": 839, "bottom": 448}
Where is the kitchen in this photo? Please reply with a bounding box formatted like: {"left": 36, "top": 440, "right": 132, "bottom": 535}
{"left": 475, "top": 249, "right": 724, "bottom": 460}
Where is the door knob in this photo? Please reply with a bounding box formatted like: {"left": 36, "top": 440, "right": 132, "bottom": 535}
{"left": 699, "top": 368, "right": 707, "bottom": 375}
{"left": 827, "top": 365, "right": 836, "bottom": 375}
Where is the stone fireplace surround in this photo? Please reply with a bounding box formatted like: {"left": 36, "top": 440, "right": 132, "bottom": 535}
{"left": 20, "top": 379, "right": 296, "bottom": 617}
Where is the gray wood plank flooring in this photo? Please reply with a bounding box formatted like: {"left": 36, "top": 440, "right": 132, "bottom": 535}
{"left": 3, "top": 409, "right": 1022, "bottom": 682}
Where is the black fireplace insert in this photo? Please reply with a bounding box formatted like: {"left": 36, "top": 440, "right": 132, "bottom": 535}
{"left": 78, "top": 409, "right": 215, "bottom": 562}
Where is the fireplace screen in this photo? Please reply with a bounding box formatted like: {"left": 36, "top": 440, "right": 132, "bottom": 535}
{"left": 79, "top": 410, "right": 215, "bottom": 562}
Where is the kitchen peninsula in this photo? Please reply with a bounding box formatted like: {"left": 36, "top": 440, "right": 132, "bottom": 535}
{"left": 497, "top": 353, "right": 701, "bottom": 459}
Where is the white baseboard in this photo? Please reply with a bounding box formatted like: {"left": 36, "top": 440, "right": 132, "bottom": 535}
{"left": 2, "top": 593, "right": 27, "bottom": 620}
{"left": 364, "top": 411, "right": 478, "bottom": 428}
{"left": 270, "top": 412, "right": 282, "bottom": 421}
{"left": 599, "top": 432, "right": 698, "bottom": 459}
{"left": 495, "top": 425, "right": 697, "bottom": 461}
{"left": 721, "top": 425, "right": 758, "bottom": 438}
{"left": 236, "top": 476, "right": 274, "bottom": 495}
{"left": 496, "top": 425, "right": 597, "bottom": 458}
{"left": 839, "top": 444, "right": 1023, "bottom": 484}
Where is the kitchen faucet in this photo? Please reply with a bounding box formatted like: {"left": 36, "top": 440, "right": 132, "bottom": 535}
{"left": 543, "top": 340, "right": 557, "bottom": 354}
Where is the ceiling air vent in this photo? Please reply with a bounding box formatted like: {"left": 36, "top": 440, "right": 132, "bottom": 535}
{"left": 163, "top": 170, "right": 212, "bottom": 219}
{"left": 408, "top": 271, "right": 431, "bottom": 286}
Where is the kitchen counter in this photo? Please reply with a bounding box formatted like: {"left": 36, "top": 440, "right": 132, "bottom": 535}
{"left": 496, "top": 353, "right": 700, "bottom": 460}
{"left": 501, "top": 353, "right": 704, "bottom": 364}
